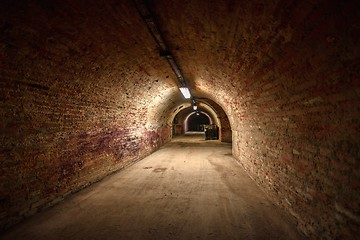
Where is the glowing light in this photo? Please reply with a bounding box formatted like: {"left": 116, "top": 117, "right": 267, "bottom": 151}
{"left": 193, "top": 105, "right": 198, "bottom": 110}
{"left": 179, "top": 87, "right": 191, "bottom": 99}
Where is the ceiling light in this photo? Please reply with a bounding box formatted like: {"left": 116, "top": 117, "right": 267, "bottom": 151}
{"left": 193, "top": 105, "right": 198, "bottom": 110}
{"left": 179, "top": 87, "right": 191, "bottom": 99}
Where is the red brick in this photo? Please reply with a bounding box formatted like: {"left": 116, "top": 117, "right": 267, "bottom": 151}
{"left": 0, "top": 1, "right": 359, "bottom": 239}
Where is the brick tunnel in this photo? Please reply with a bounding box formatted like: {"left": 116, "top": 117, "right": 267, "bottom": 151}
{"left": 0, "top": 0, "right": 359, "bottom": 239}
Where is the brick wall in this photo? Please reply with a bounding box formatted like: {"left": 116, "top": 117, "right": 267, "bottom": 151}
{"left": 0, "top": 0, "right": 175, "bottom": 231}
{"left": 226, "top": 2, "right": 359, "bottom": 238}
{"left": 150, "top": 0, "right": 360, "bottom": 238}
{"left": 228, "top": 1, "right": 360, "bottom": 238}
{"left": 1, "top": 0, "right": 359, "bottom": 238}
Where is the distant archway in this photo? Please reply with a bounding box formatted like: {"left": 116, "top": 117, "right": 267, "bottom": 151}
{"left": 170, "top": 99, "right": 232, "bottom": 143}
{"left": 186, "top": 112, "right": 210, "bottom": 132}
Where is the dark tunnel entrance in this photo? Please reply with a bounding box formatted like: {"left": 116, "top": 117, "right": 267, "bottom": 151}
{"left": 187, "top": 112, "right": 210, "bottom": 131}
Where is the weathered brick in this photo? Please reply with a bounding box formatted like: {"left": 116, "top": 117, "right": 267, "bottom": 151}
{"left": 1, "top": 0, "right": 359, "bottom": 239}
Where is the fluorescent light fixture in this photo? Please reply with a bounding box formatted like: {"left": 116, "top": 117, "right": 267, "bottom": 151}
{"left": 179, "top": 87, "right": 191, "bottom": 99}
{"left": 193, "top": 105, "right": 198, "bottom": 110}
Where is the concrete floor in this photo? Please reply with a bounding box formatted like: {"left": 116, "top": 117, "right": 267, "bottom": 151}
{"left": 1, "top": 134, "right": 305, "bottom": 240}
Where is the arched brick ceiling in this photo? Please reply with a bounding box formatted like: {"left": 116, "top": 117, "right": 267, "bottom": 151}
{"left": 145, "top": 0, "right": 359, "bottom": 127}
{"left": 0, "top": 0, "right": 186, "bottom": 130}
{"left": 1, "top": 0, "right": 359, "bottom": 237}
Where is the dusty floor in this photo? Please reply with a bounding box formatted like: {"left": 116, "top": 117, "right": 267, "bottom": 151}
{"left": 1, "top": 133, "right": 305, "bottom": 240}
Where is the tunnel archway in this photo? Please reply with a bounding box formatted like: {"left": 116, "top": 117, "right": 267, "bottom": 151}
{"left": 186, "top": 112, "right": 210, "bottom": 132}
{"left": 2, "top": 1, "right": 357, "bottom": 238}
{"left": 170, "top": 99, "right": 231, "bottom": 142}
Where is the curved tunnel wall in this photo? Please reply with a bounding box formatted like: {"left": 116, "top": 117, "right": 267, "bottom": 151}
{"left": 0, "top": 0, "right": 180, "bottom": 230}
{"left": 0, "top": 0, "right": 359, "bottom": 239}
{"left": 148, "top": 0, "right": 359, "bottom": 238}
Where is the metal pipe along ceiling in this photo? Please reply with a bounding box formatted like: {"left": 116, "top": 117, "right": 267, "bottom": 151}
{"left": 133, "top": 0, "right": 187, "bottom": 88}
